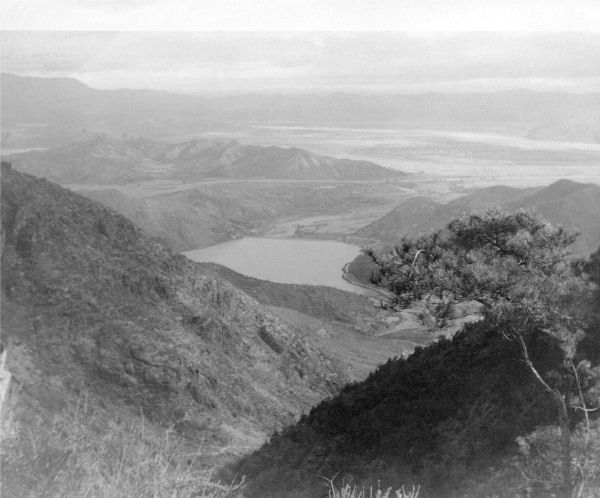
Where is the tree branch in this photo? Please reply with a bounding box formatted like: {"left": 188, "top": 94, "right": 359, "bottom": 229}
{"left": 514, "top": 329, "right": 561, "bottom": 402}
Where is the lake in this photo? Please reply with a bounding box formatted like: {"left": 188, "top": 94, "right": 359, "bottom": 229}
{"left": 183, "top": 237, "right": 364, "bottom": 293}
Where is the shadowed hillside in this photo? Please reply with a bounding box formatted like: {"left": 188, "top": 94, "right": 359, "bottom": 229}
{"left": 226, "top": 320, "right": 559, "bottom": 497}
{"left": 0, "top": 164, "right": 345, "bottom": 473}
{"left": 226, "top": 213, "right": 600, "bottom": 498}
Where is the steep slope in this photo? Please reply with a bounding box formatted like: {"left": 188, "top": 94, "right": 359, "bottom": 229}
{"left": 356, "top": 180, "right": 600, "bottom": 256}
{"left": 0, "top": 164, "right": 345, "bottom": 464}
{"left": 354, "top": 185, "right": 533, "bottom": 253}
{"left": 226, "top": 227, "right": 600, "bottom": 498}
{"left": 77, "top": 188, "right": 248, "bottom": 251}
{"left": 204, "top": 263, "right": 436, "bottom": 379}
{"left": 505, "top": 180, "right": 600, "bottom": 257}
{"left": 349, "top": 181, "right": 600, "bottom": 287}
{"left": 355, "top": 196, "right": 446, "bottom": 243}
{"left": 6, "top": 135, "right": 404, "bottom": 184}
{"left": 226, "top": 319, "right": 561, "bottom": 498}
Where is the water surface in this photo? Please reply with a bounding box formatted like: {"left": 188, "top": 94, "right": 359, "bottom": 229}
{"left": 183, "top": 237, "right": 363, "bottom": 293}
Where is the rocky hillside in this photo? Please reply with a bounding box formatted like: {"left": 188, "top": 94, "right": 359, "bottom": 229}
{"left": 0, "top": 164, "right": 345, "bottom": 466}
{"left": 205, "top": 263, "right": 436, "bottom": 380}
{"left": 6, "top": 135, "right": 404, "bottom": 184}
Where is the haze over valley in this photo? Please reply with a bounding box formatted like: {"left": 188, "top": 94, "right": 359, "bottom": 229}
{"left": 2, "top": 28, "right": 600, "bottom": 498}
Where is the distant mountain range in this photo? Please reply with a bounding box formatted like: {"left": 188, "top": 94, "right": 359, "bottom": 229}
{"left": 5, "top": 135, "right": 405, "bottom": 184}
{"left": 356, "top": 179, "right": 600, "bottom": 257}
{"left": 3, "top": 73, "right": 600, "bottom": 145}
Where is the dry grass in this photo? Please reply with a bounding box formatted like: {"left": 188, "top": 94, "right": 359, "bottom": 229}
{"left": 327, "top": 480, "right": 420, "bottom": 498}
{"left": 1, "top": 399, "right": 243, "bottom": 498}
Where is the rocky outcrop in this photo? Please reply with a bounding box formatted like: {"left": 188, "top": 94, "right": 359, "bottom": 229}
{"left": 0, "top": 349, "right": 11, "bottom": 419}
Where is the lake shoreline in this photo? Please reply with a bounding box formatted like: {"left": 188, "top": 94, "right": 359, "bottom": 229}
{"left": 182, "top": 236, "right": 368, "bottom": 294}
{"left": 341, "top": 261, "right": 387, "bottom": 298}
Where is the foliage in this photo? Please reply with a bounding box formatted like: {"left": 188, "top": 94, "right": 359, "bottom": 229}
{"left": 226, "top": 319, "right": 560, "bottom": 497}
{"left": 1, "top": 400, "right": 243, "bottom": 498}
{"left": 228, "top": 209, "right": 600, "bottom": 498}
{"left": 368, "top": 209, "right": 600, "bottom": 496}
{"left": 515, "top": 419, "right": 600, "bottom": 497}
{"left": 345, "top": 253, "right": 381, "bottom": 287}
{"left": 369, "top": 210, "right": 588, "bottom": 323}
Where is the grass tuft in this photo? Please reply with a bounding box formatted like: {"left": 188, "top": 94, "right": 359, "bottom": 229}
{"left": 327, "top": 479, "right": 420, "bottom": 498}
{"left": 1, "top": 399, "right": 243, "bottom": 498}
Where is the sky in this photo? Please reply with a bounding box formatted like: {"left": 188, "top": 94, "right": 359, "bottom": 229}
{"left": 1, "top": 1, "right": 600, "bottom": 94}
{"left": 2, "top": 0, "right": 600, "bottom": 32}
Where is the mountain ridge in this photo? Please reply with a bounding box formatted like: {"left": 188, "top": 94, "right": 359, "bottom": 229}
{"left": 0, "top": 164, "right": 345, "bottom": 465}
{"left": 3, "top": 73, "right": 600, "bottom": 146}
{"left": 5, "top": 135, "right": 406, "bottom": 184}
{"left": 356, "top": 179, "right": 600, "bottom": 257}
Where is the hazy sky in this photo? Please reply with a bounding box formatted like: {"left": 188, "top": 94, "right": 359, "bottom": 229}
{"left": 2, "top": 0, "right": 600, "bottom": 31}
{"left": 3, "top": 31, "right": 600, "bottom": 94}
{"left": 1, "top": 1, "right": 599, "bottom": 94}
